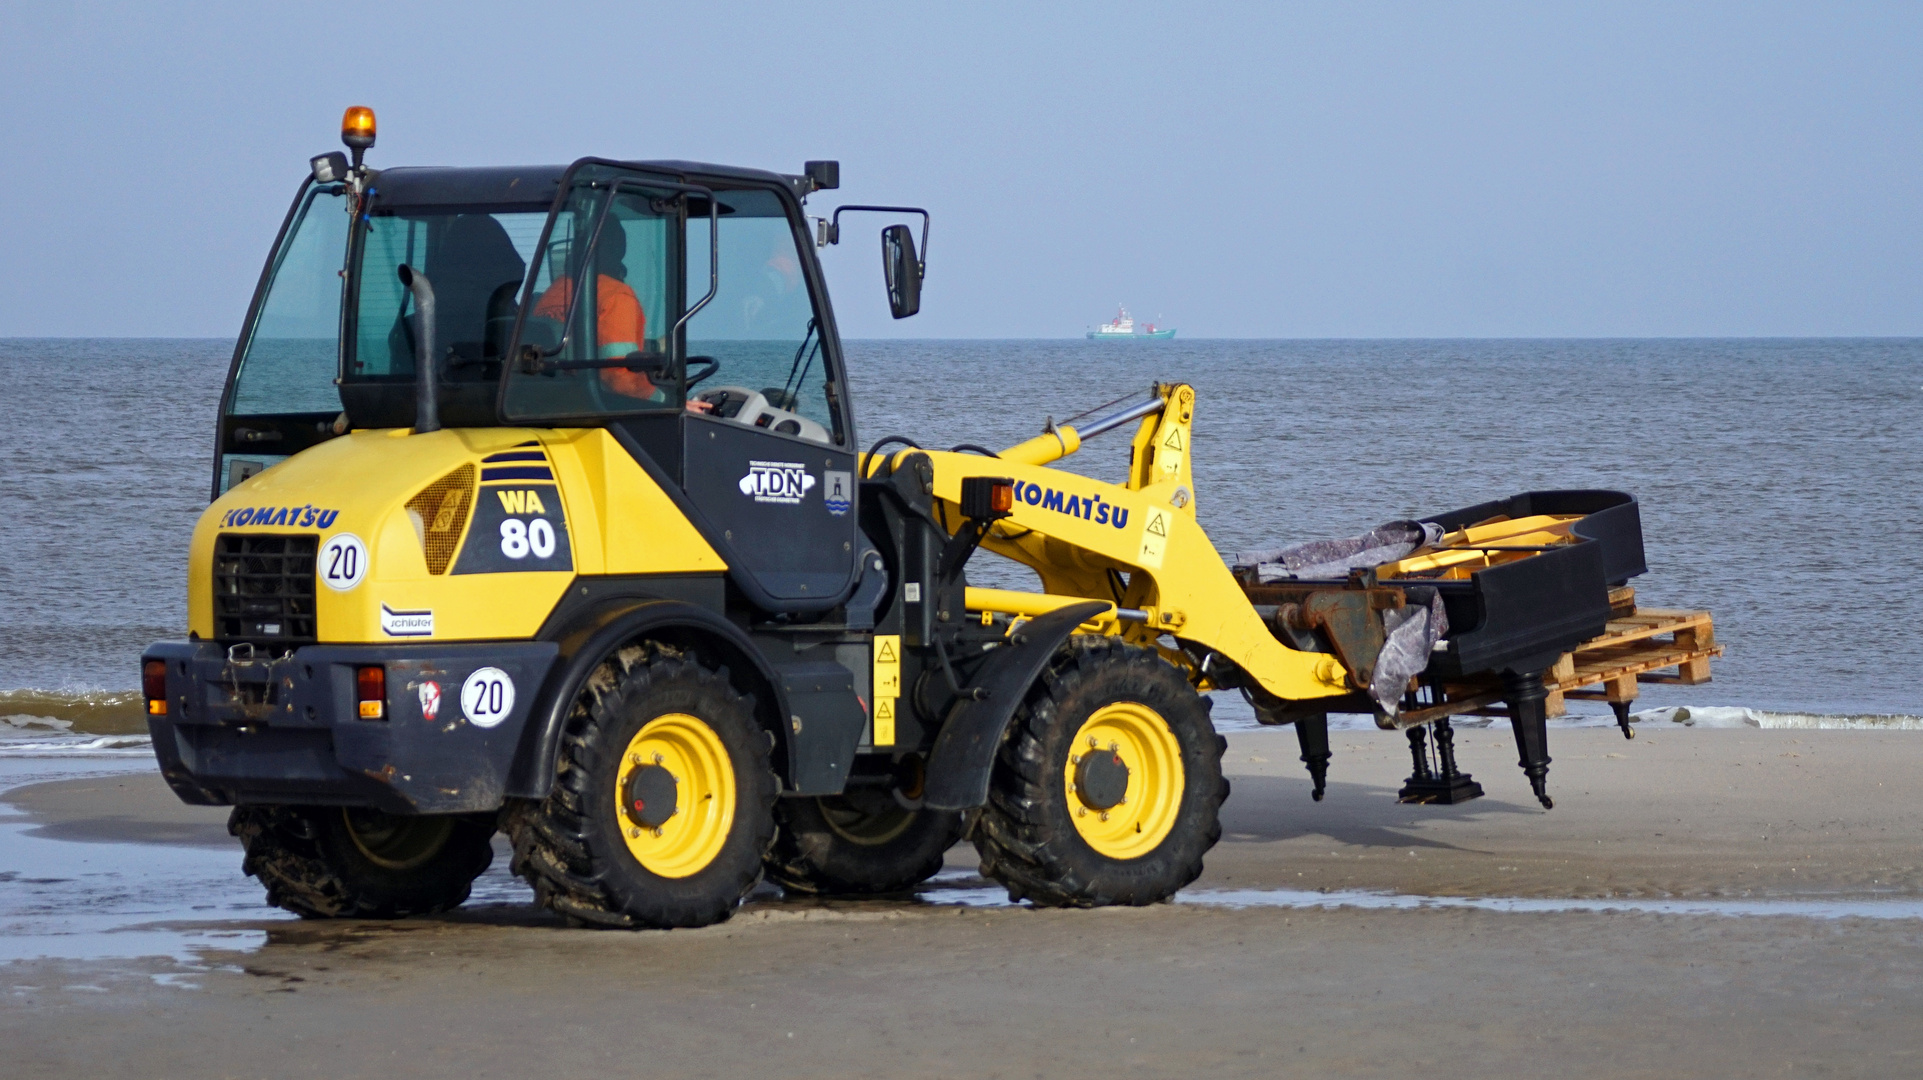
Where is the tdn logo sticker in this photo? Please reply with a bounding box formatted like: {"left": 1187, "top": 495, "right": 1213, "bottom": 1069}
{"left": 737, "top": 460, "right": 817, "bottom": 505}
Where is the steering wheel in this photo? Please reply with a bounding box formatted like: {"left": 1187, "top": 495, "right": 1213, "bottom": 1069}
{"left": 685, "top": 355, "right": 721, "bottom": 389}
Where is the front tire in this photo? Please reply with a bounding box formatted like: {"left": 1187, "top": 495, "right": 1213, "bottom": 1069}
{"left": 229, "top": 805, "right": 495, "bottom": 919}
{"left": 504, "top": 642, "right": 777, "bottom": 929}
{"left": 972, "top": 637, "right": 1226, "bottom": 907}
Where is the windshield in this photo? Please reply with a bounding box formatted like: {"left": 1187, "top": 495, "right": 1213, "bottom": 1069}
{"left": 683, "top": 188, "right": 839, "bottom": 440}
{"left": 229, "top": 184, "right": 349, "bottom": 415}
{"left": 502, "top": 168, "right": 678, "bottom": 420}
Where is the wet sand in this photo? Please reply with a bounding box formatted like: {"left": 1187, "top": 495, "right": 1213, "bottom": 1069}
{"left": 5, "top": 727, "right": 1922, "bottom": 1078}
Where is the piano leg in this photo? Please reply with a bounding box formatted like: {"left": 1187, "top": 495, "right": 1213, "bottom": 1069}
{"left": 1397, "top": 717, "right": 1484, "bottom": 804}
{"left": 1610, "top": 699, "right": 1636, "bottom": 740}
{"left": 1504, "top": 670, "right": 1555, "bottom": 809}
{"left": 1294, "top": 712, "right": 1331, "bottom": 801}
{"left": 1406, "top": 726, "right": 1432, "bottom": 783}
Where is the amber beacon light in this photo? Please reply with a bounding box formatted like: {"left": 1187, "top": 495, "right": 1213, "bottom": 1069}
{"left": 341, "top": 106, "right": 376, "bottom": 168}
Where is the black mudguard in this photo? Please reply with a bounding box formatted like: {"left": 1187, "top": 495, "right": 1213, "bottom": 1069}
{"left": 921, "top": 601, "right": 1112, "bottom": 811}
{"left": 508, "top": 599, "right": 793, "bottom": 798}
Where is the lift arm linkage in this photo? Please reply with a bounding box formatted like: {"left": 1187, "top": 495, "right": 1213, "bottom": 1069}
{"left": 870, "top": 383, "right": 1351, "bottom": 704}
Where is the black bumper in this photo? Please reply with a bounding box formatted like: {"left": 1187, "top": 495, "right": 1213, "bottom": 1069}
{"left": 142, "top": 639, "right": 559, "bottom": 814}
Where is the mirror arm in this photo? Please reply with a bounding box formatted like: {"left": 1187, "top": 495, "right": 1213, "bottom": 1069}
{"left": 829, "top": 205, "right": 930, "bottom": 274}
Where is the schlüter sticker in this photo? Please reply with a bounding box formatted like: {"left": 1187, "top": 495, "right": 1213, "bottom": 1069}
{"left": 418, "top": 680, "right": 443, "bottom": 721}
{"left": 452, "top": 483, "right": 573, "bottom": 575}
{"left": 379, "top": 604, "right": 433, "bottom": 638}
{"left": 737, "top": 460, "right": 816, "bottom": 505}
{"left": 461, "top": 668, "right": 515, "bottom": 728}
{"left": 319, "top": 533, "right": 369, "bottom": 591}
{"left": 822, "top": 470, "right": 852, "bottom": 516}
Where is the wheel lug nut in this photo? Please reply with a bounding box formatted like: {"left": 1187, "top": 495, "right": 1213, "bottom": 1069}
{"left": 651, "top": 826, "right": 664, "bottom": 837}
{"left": 1099, "top": 811, "right": 1109, "bottom": 822}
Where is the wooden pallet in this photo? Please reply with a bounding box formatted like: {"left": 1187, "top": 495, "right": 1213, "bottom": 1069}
{"left": 1543, "top": 603, "right": 1722, "bottom": 716}
{"left": 1383, "top": 591, "right": 1721, "bottom": 730}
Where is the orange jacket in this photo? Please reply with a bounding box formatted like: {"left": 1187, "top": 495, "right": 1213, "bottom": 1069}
{"left": 533, "top": 275, "right": 654, "bottom": 399}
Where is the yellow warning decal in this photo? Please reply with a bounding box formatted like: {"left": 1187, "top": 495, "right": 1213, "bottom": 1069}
{"left": 1138, "top": 507, "right": 1169, "bottom": 569}
{"left": 872, "top": 634, "right": 901, "bottom": 746}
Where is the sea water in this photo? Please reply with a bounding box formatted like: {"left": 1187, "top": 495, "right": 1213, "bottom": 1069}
{"left": 0, "top": 338, "right": 1917, "bottom": 964}
{"left": 1, "top": 337, "right": 1918, "bottom": 731}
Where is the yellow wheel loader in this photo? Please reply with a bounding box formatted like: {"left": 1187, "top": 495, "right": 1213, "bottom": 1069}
{"left": 142, "top": 110, "right": 1719, "bottom": 927}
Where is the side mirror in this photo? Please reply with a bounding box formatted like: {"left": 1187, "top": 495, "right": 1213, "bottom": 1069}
{"left": 882, "top": 224, "right": 922, "bottom": 319}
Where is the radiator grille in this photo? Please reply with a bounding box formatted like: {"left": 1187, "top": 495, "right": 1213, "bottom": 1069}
{"left": 213, "top": 534, "right": 318, "bottom": 643}
{"left": 406, "top": 464, "right": 475, "bottom": 574}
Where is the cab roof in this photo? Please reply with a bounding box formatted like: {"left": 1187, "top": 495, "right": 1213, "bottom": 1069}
{"left": 368, "top": 160, "right": 807, "bottom": 208}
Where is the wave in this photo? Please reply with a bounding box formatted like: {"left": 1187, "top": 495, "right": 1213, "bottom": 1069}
{"left": 0, "top": 688, "right": 148, "bottom": 734}
{"left": 1630, "top": 706, "right": 1923, "bottom": 730}
{"left": 1209, "top": 694, "right": 1923, "bottom": 733}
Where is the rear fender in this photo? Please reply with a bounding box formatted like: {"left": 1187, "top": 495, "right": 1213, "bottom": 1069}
{"left": 507, "top": 599, "right": 792, "bottom": 798}
{"left": 921, "top": 601, "right": 1111, "bottom": 811}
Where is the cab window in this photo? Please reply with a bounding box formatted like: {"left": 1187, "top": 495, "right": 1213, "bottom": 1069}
{"left": 229, "top": 184, "right": 349, "bottom": 415}
{"left": 352, "top": 205, "right": 550, "bottom": 382}
{"left": 502, "top": 174, "right": 678, "bottom": 420}
{"left": 685, "top": 188, "right": 842, "bottom": 445}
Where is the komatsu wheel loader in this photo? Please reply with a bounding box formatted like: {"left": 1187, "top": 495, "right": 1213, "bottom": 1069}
{"left": 142, "top": 109, "right": 1720, "bottom": 927}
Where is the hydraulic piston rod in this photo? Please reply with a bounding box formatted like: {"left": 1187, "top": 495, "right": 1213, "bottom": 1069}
{"left": 1000, "top": 393, "right": 1166, "bottom": 467}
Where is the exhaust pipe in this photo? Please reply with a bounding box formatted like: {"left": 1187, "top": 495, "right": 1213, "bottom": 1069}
{"left": 397, "top": 264, "right": 440, "bottom": 434}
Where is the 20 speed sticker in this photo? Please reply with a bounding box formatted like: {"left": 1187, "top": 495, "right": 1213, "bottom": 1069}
{"left": 461, "top": 667, "right": 515, "bottom": 728}
{"left": 319, "top": 533, "right": 368, "bottom": 591}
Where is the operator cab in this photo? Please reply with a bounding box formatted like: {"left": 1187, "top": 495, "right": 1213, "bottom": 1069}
{"left": 219, "top": 148, "right": 875, "bottom": 611}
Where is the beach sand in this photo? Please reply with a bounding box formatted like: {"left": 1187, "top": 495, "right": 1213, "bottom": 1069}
{"left": 5, "top": 726, "right": 1921, "bottom": 1078}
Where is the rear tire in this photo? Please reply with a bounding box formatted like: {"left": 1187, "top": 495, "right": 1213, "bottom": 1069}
{"left": 972, "top": 637, "right": 1226, "bottom": 907}
{"left": 765, "top": 784, "right": 965, "bottom": 896}
{"left": 229, "top": 805, "right": 495, "bottom": 919}
{"left": 504, "top": 642, "right": 777, "bottom": 929}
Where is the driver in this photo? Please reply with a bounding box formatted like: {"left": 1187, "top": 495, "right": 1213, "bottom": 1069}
{"left": 532, "top": 223, "right": 711, "bottom": 411}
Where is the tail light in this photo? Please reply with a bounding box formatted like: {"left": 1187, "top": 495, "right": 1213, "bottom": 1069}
{"left": 356, "top": 665, "right": 387, "bottom": 720}
{"left": 143, "top": 660, "right": 168, "bottom": 716}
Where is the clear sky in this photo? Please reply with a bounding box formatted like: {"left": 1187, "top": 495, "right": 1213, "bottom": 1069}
{"left": 4, "top": 1, "right": 1920, "bottom": 338}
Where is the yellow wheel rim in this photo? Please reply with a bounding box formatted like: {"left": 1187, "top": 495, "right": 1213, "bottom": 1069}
{"left": 614, "top": 713, "right": 736, "bottom": 879}
{"left": 1064, "top": 701, "right": 1185, "bottom": 859}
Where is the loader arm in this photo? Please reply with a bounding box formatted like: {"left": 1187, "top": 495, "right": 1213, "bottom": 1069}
{"left": 866, "top": 383, "right": 1351, "bottom": 704}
